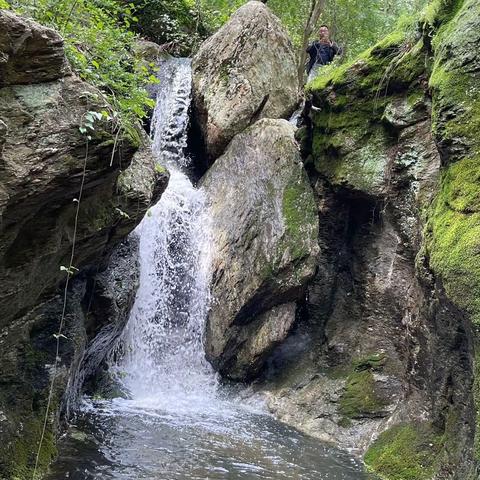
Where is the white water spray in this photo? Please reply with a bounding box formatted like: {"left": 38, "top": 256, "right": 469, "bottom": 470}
{"left": 109, "top": 58, "right": 217, "bottom": 409}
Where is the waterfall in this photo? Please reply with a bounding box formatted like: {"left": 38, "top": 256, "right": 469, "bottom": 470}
{"left": 109, "top": 58, "right": 216, "bottom": 409}
{"left": 47, "top": 58, "right": 370, "bottom": 480}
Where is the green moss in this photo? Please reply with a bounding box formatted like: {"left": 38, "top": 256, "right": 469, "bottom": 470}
{"left": 154, "top": 163, "right": 167, "bottom": 174}
{"left": 422, "top": 0, "right": 465, "bottom": 31}
{"left": 281, "top": 171, "right": 318, "bottom": 259}
{"left": 335, "top": 352, "right": 388, "bottom": 419}
{"left": 352, "top": 352, "right": 387, "bottom": 371}
{"left": 364, "top": 423, "right": 444, "bottom": 480}
{"left": 406, "top": 89, "right": 425, "bottom": 108}
{"left": 308, "top": 16, "right": 420, "bottom": 99}
{"left": 315, "top": 128, "right": 390, "bottom": 195}
{"left": 10, "top": 420, "right": 57, "bottom": 479}
{"left": 392, "top": 39, "right": 430, "bottom": 85}
{"left": 339, "top": 369, "right": 386, "bottom": 418}
{"left": 428, "top": 0, "right": 480, "bottom": 154}
{"left": 426, "top": 157, "right": 480, "bottom": 325}
{"left": 306, "top": 16, "right": 428, "bottom": 198}
{"left": 339, "top": 369, "right": 387, "bottom": 419}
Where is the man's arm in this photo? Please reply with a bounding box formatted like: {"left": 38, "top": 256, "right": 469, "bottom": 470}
{"left": 332, "top": 42, "right": 343, "bottom": 57}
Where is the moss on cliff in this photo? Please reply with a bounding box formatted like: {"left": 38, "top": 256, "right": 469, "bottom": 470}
{"left": 364, "top": 423, "right": 444, "bottom": 480}
{"left": 307, "top": 0, "right": 479, "bottom": 474}
{"left": 9, "top": 417, "right": 57, "bottom": 479}
{"left": 339, "top": 369, "right": 387, "bottom": 419}
{"left": 426, "top": 157, "right": 480, "bottom": 324}
{"left": 307, "top": 15, "right": 428, "bottom": 199}
{"left": 281, "top": 168, "right": 318, "bottom": 261}
{"left": 423, "top": 0, "right": 480, "bottom": 466}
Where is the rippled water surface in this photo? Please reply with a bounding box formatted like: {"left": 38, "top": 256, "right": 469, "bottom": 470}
{"left": 47, "top": 395, "right": 371, "bottom": 480}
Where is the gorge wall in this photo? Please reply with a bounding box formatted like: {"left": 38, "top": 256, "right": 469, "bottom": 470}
{"left": 0, "top": 10, "right": 167, "bottom": 478}
{"left": 1, "top": 0, "right": 480, "bottom": 479}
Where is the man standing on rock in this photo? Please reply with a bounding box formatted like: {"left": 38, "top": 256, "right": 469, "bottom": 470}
{"left": 306, "top": 25, "right": 340, "bottom": 82}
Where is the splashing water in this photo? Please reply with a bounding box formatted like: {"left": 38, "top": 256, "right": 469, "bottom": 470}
{"left": 108, "top": 58, "right": 218, "bottom": 411}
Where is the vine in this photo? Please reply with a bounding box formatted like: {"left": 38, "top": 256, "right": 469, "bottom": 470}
{"left": 32, "top": 111, "right": 103, "bottom": 479}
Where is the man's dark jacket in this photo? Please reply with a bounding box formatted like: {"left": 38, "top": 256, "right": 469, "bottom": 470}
{"left": 306, "top": 41, "right": 339, "bottom": 72}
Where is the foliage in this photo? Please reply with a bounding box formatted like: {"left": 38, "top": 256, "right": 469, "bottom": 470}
{"left": 200, "top": 0, "right": 426, "bottom": 59}
{"left": 0, "top": 0, "right": 10, "bottom": 8}
{"left": 9, "top": 0, "right": 157, "bottom": 143}
{"left": 127, "top": 0, "right": 213, "bottom": 55}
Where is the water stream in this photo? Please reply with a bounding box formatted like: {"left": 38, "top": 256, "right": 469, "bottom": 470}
{"left": 47, "top": 58, "right": 372, "bottom": 480}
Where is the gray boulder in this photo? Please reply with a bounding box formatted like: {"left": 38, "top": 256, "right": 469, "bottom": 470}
{"left": 201, "top": 119, "right": 319, "bottom": 380}
{"left": 192, "top": 1, "right": 299, "bottom": 161}
{"left": 0, "top": 10, "right": 70, "bottom": 86}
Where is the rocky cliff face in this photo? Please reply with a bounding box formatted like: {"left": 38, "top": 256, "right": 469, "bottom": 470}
{"left": 258, "top": 1, "right": 480, "bottom": 478}
{"left": 0, "top": 11, "right": 167, "bottom": 479}
{"left": 194, "top": 0, "right": 480, "bottom": 478}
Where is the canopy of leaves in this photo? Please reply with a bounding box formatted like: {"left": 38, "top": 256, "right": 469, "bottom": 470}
{"left": 127, "top": 0, "right": 212, "bottom": 55}
{"left": 200, "top": 0, "right": 426, "bottom": 59}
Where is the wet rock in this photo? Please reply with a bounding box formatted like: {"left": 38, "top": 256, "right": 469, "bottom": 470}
{"left": 64, "top": 235, "right": 141, "bottom": 415}
{"left": 192, "top": 1, "right": 299, "bottom": 162}
{"left": 202, "top": 118, "right": 318, "bottom": 380}
{"left": 0, "top": 32, "right": 167, "bottom": 330}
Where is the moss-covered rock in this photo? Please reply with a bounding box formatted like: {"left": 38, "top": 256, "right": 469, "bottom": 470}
{"left": 201, "top": 118, "right": 319, "bottom": 380}
{"left": 339, "top": 370, "right": 388, "bottom": 419}
{"left": 294, "top": 0, "right": 479, "bottom": 477}
{"left": 425, "top": 0, "right": 480, "bottom": 326}
{"left": 364, "top": 423, "right": 444, "bottom": 480}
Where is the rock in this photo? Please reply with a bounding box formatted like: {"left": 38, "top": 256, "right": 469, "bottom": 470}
{"left": 0, "top": 10, "right": 69, "bottom": 86}
{"left": 133, "top": 39, "right": 168, "bottom": 63}
{"left": 192, "top": 1, "right": 299, "bottom": 161}
{"left": 0, "top": 282, "right": 89, "bottom": 478}
{"left": 227, "top": 303, "right": 298, "bottom": 380}
{"left": 0, "top": 68, "right": 166, "bottom": 332}
{"left": 0, "top": 12, "right": 167, "bottom": 478}
{"left": 63, "top": 235, "right": 141, "bottom": 416}
{"left": 201, "top": 119, "right": 318, "bottom": 380}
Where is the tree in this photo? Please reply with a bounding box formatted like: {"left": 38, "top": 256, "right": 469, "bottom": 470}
{"left": 297, "top": 0, "right": 326, "bottom": 86}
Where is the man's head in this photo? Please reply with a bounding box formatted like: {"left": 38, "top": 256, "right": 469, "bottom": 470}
{"left": 318, "top": 24, "right": 330, "bottom": 42}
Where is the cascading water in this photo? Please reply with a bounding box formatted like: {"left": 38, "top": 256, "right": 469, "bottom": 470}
{"left": 108, "top": 58, "right": 218, "bottom": 409}
{"left": 47, "top": 58, "right": 373, "bottom": 480}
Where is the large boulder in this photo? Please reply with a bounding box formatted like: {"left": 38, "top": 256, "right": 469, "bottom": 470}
{"left": 201, "top": 119, "right": 319, "bottom": 380}
{"left": 0, "top": 11, "right": 167, "bottom": 478}
{"left": 192, "top": 1, "right": 299, "bottom": 162}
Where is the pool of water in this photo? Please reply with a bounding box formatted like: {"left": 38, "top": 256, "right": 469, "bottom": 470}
{"left": 47, "top": 395, "right": 372, "bottom": 480}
